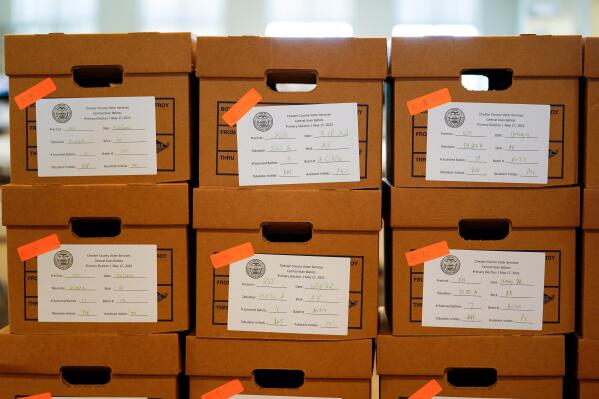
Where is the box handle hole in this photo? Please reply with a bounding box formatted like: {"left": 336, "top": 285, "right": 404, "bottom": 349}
{"left": 261, "top": 222, "right": 313, "bottom": 243}
{"left": 446, "top": 367, "right": 498, "bottom": 387}
{"left": 72, "top": 65, "right": 123, "bottom": 88}
{"left": 266, "top": 69, "right": 317, "bottom": 92}
{"left": 70, "top": 218, "right": 122, "bottom": 238}
{"left": 461, "top": 69, "right": 512, "bottom": 91}
{"left": 458, "top": 219, "right": 511, "bottom": 240}
{"left": 253, "top": 369, "right": 305, "bottom": 388}
{"left": 61, "top": 366, "right": 112, "bottom": 385}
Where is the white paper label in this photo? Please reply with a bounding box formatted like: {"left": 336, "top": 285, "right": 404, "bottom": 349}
{"left": 426, "top": 102, "right": 550, "bottom": 184}
{"left": 36, "top": 96, "right": 157, "bottom": 176}
{"left": 37, "top": 244, "right": 157, "bottom": 322}
{"left": 56, "top": 397, "right": 146, "bottom": 399}
{"left": 422, "top": 249, "right": 545, "bottom": 330}
{"left": 227, "top": 254, "right": 350, "bottom": 335}
{"left": 236, "top": 103, "right": 360, "bottom": 186}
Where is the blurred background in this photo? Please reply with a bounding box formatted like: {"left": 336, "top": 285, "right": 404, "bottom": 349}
{"left": 0, "top": 0, "right": 595, "bottom": 327}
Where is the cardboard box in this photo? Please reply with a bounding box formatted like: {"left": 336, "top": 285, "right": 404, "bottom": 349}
{"left": 384, "top": 184, "right": 579, "bottom": 335}
{"left": 578, "top": 338, "right": 599, "bottom": 398}
{"left": 389, "top": 35, "right": 582, "bottom": 188}
{"left": 0, "top": 327, "right": 181, "bottom": 398}
{"left": 581, "top": 189, "right": 599, "bottom": 338}
{"left": 584, "top": 38, "right": 599, "bottom": 188}
{"left": 186, "top": 334, "right": 372, "bottom": 399}
{"left": 196, "top": 36, "right": 386, "bottom": 189}
{"left": 193, "top": 187, "right": 380, "bottom": 339}
{"left": 2, "top": 183, "right": 189, "bottom": 334}
{"left": 4, "top": 32, "right": 194, "bottom": 184}
{"left": 378, "top": 332, "right": 564, "bottom": 399}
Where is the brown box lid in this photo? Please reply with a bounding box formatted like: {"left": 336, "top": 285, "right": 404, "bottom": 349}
{"left": 386, "top": 186, "right": 580, "bottom": 228}
{"left": 584, "top": 37, "right": 599, "bottom": 78}
{"left": 2, "top": 183, "right": 189, "bottom": 226}
{"left": 583, "top": 189, "right": 599, "bottom": 229}
{"left": 391, "top": 35, "right": 582, "bottom": 78}
{"left": 578, "top": 338, "right": 599, "bottom": 379}
{"left": 193, "top": 187, "right": 381, "bottom": 231}
{"left": 4, "top": 32, "right": 194, "bottom": 75}
{"left": 195, "top": 36, "right": 387, "bottom": 79}
{"left": 0, "top": 327, "right": 181, "bottom": 375}
{"left": 186, "top": 335, "right": 373, "bottom": 378}
{"left": 377, "top": 333, "right": 564, "bottom": 377}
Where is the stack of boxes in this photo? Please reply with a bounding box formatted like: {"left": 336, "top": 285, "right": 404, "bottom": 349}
{"left": 0, "top": 33, "right": 194, "bottom": 398}
{"left": 0, "top": 31, "right": 596, "bottom": 399}
{"left": 187, "top": 36, "right": 386, "bottom": 398}
{"left": 579, "top": 37, "right": 599, "bottom": 399}
{"left": 379, "top": 35, "right": 582, "bottom": 399}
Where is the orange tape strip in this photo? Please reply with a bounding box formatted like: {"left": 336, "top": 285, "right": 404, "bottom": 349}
{"left": 201, "top": 379, "right": 244, "bottom": 399}
{"left": 17, "top": 234, "right": 61, "bottom": 262}
{"left": 407, "top": 379, "right": 442, "bottom": 399}
{"left": 406, "top": 88, "right": 451, "bottom": 116}
{"left": 210, "top": 242, "right": 255, "bottom": 269}
{"left": 23, "top": 393, "right": 52, "bottom": 399}
{"left": 405, "top": 241, "right": 449, "bottom": 267}
{"left": 222, "top": 88, "right": 262, "bottom": 126}
{"left": 14, "top": 78, "right": 57, "bottom": 110}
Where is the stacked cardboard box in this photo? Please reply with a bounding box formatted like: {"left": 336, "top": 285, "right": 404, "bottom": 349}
{"left": 379, "top": 35, "right": 582, "bottom": 399}
{"left": 188, "top": 36, "right": 386, "bottom": 396}
{"left": 579, "top": 37, "right": 599, "bottom": 399}
{"left": 0, "top": 33, "right": 193, "bottom": 397}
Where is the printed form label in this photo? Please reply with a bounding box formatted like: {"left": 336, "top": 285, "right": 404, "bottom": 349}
{"left": 422, "top": 249, "right": 545, "bottom": 330}
{"left": 227, "top": 254, "right": 350, "bottom": 335}
{"left": 36, "top": 96, "right": 157, "bottom": 176}
{"left": 426, "top": 102, "right": 550, "bottom": 184}
{"left": 236, "top": 103, "right": 360, "bottom": 186}
{"left": 37, "top": 244, "right": 157, "bottom": 322}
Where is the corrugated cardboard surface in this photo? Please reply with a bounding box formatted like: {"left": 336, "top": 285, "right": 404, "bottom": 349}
{"left": 5, "top": 33, "right": 194, "bottom": 75}
{"left": 578, "top": 338, "right": 599, "bottom": 399}
{"left": 0, "top": 327, "right": 180, "bottom": 398}
{"left": 186, "top": 335, "right": 373, "bottom": 377}
{"left": 3, "top": 184, "right": 189, "bottom": 226}
{"left": 378, "top": 333, "right": 564, "bottom": 399}
{"left": 390, "top": 36, "right": 581, "bottom": 188}
{"left": 194, "top": 187, "right": 381, "bottom": 231}
{"left": 584, "top": 37, "right": 599, "bottom": 78}
{"left": 2, "top": 184, "right": 190, "bottom": 334}
{"left": 579, "top": 382, "right": 599, "bottom": 399}
{"left": 584, "top": 79, "right": 599, "bottom": 188}
{"left": 0, "top": 327, "right": 181, "bottom": 374}
{"left": 187, "top": 335, "right": 372, "bottom": 399}
{"left": 583, "top": 188, "right": 599, "bottom": 229}
{"left": 585, "top": 38, "right": 599, "bottom": 187}
{"left": 391, "top": 35, "right": 582, "bottom": 78}
{"left": 196, "top": 37, "right": 387, "bottom": 79}
{"left": 197, "top": 37, "right": 385, "bottom": 189}
{"left": 582, "top": 189, "right": 599, "bottom": 339}
{"left": 5, "top": 33, "right": 193, "bottom": 184}
{"left": 385, "top": 186, "right": 577, "bottom": 336}
{"left": 578, "top": 338, "right": 599, "bottom": 379}
{"left": 378, "top": 333, "right": 564, "bottom": 376}
{"left": 386, "top": 186, "right": 580, "bottom": 228}
{"left": 194, "top": 187, "right": 380, "bottom": 340}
